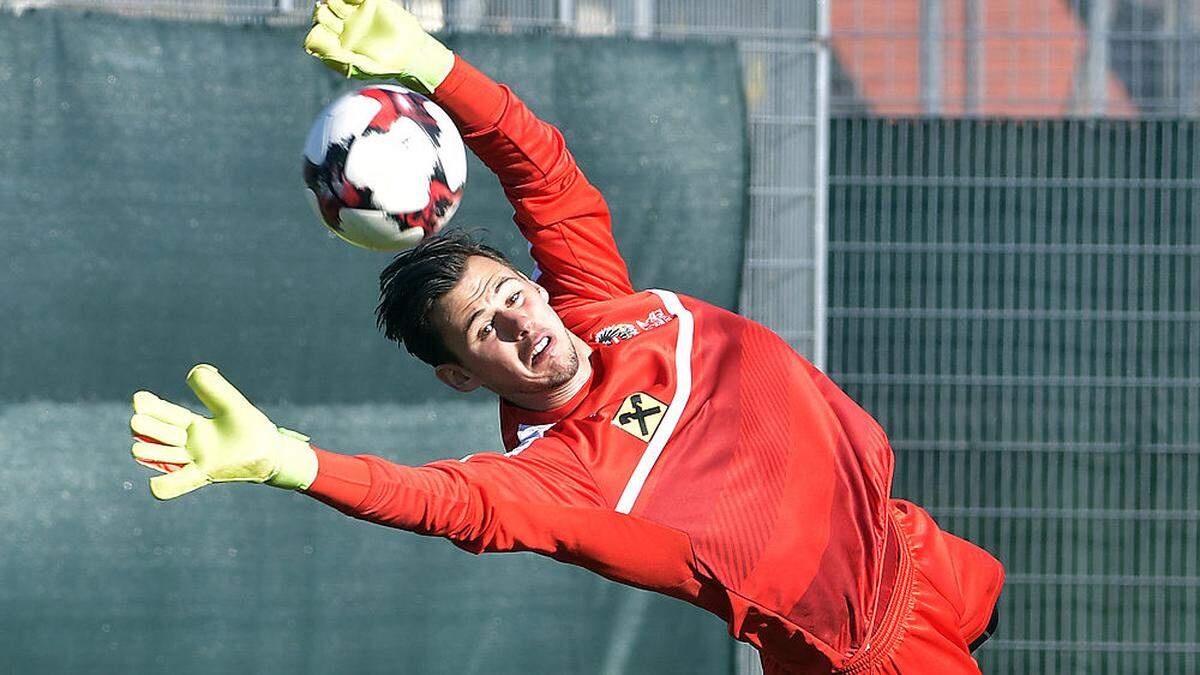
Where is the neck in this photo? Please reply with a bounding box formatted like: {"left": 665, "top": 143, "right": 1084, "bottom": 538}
{"left": 507, "top": 332, "right": 594, "bottom": 411}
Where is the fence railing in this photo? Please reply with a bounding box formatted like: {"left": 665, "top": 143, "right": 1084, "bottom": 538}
{"left": 828, "top": 117, "right": 1200, "bottom": 674}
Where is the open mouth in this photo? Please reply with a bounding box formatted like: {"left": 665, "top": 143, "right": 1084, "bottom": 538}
{"left": 530, "top": 334, "right": 551, "bottom": 366}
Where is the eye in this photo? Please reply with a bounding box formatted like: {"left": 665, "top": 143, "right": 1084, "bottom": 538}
{"left": 507, "top": 290, "right": 521, "bottom": 306}
{"left": 478, "top": 321, "right": 494, "bottom": 340}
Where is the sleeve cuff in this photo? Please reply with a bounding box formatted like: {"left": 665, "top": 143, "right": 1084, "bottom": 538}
{"left": 303, "top": 447, "right": 374, "bottom": 511}
{"left": 433, "top": 55, "right": 510, "bottom": 135}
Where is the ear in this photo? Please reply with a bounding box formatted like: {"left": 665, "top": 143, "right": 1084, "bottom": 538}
{"left": 434, "top": 363, "right": 481, "bottom": 393}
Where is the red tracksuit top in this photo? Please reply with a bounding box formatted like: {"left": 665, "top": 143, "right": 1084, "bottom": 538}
{"left": 305, "top": 57, "right": 897, "bottom": 670}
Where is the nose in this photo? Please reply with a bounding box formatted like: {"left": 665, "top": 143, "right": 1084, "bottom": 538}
{"left": 495, "top": 307, "right": 533, "bottom": 341}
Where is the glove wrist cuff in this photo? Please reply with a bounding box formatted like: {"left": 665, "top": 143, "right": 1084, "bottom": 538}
{"left": 268, "top": 431, "right": 319, "bottom": 491}
{"left": 406, "top": 37, "right": 454, "bottom": 94}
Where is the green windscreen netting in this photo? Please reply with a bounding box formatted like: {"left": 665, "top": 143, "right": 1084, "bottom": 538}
{"left": 0, "top": 10, "right": 746, "bottom": 405}
{"left": 0, "top": 8, "right": 747, "bottom": 674}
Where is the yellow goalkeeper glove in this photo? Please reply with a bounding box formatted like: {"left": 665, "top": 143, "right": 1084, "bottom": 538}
{"left": 304, "top": 0, "right": 455, "bottom": 94}
{"left": 129, "top": 364, "right": 318, "bottom": 500}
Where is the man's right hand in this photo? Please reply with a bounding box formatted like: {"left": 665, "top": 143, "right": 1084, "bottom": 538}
{"left": 130, "top": 365, "right": 318, "bottom": 500}
{"left": 304, "top": 0, "right": 455, "bottom": 94}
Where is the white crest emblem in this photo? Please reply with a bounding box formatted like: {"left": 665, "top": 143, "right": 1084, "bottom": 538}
{"left": 594, "top": 323, "right": 640, "bottom": 345}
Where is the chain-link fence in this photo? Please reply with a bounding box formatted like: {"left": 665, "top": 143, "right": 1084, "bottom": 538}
{"left": 828, "top": 2, "right": 1200, "bottom": 672}
{"left": 829, "top": 116, "right": 1200, "bottom": 673}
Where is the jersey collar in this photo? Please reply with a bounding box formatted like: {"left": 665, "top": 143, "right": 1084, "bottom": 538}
{"left": 500, "top": 355, "right": 598, "bottom": 426}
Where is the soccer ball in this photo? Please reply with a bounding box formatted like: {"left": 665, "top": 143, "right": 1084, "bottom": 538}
{"left": 303, "top": 85, "right": 467, "bottom": 251}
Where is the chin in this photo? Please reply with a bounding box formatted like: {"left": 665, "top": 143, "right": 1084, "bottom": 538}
{"left": 521, "top": 345, "right": 580, "bottom": 394}
{"left": 547, "top": 352, "right": 580, "bottom": 387}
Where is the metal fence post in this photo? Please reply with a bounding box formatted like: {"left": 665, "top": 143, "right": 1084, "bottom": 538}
{"left": 558, "top": 0, "right": 574, "bottom": 33}
{"left": 1085, "top": 0, "right": 1113, "bottom": 115}
{"left": 963, "top": 0, "right": 983, "bottom": 114}
{"left": 446, "top": 0, "right": 486, "bottom": 32}
{"left": 813, "top": 0, "right": 831, "bottom": 371}
{"left": 632, "top": 0, "right": 653, "bottom": 39}
{"left": 920, "top": 0, "right": 943, "bottom": 115}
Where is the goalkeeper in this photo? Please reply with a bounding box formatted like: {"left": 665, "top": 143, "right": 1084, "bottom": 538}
{"left": 130, "top": 1, "right": 1004, "bottom": 672}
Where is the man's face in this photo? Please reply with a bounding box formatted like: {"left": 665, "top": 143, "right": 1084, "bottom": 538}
{"left": 433, "top": 255, "right": 581, "bottom": 400}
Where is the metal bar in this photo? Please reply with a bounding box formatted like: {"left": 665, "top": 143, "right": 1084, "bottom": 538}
{"left": 828, "top": 175, "right": 1200, "bottom": 189}
{"left": 1164, "top": 0, "right": 1180, "bottom": 113}
{"left": 832, "top": 27, "right": 1185, "bottom": 39}
{"left": 748, "top": 187, "right": 817, "bottom": 197}
{"left": 1085, "top": 0, "right": 1113, "bottom": 115}
{"left": 1004, "top": 574, "right": 1200, "bottom": 588}
{"left": 928, "top": 507, "right": 1200, "bottom": 521}
{"left": 832, "top": 101, "right": 1200, "bottom": 118}
{"left": 750, "top": 114, "right": 820, "bottom": 126}
{"left": 1181, "top": 3, "right": 1198, "bottom": 116}
{"left": 888, "top": 440, "right": 1200, "bottom": 454}
{"left": 812, "top": 0, "right": 830, "bottom": 370}
{"left": 648, "top": 24, "right": 822, "bottom": 40}
{"left": 919, "top": 0, "right": 943, "bottom": 114}
{"left": 827, "top": 308, "right": 1200, "bottom": 321}
{"left": 963, "top": 0, "right": 983, "bottom": 114}
{"left": 738, "top": 40, "right": 822, "bottom": 55}
{"left": 446, "top": 0, "right": 485, "bottom": 32}
{"left": 631, "top": 0, "right": 653, "bottom": 39}
{"left": 829, "top": 241, "right": 1200, "bottom": 255}
{"left": 557, "top": 0, "right": 574, "bottom": 32}
{"left": 744, "top": 259, "right": 817, "bottom": 270}
{"left": 987, "top": 640, "right": 1200, "bottom": 654}
{"left": 835, "top": 374, "right": 1200, "bottom": 387}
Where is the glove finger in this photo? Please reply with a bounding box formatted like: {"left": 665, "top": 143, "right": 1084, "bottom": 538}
{"left": 150, "top": 464, "right": 210, "bottom": 500}
{"left": 304, "top": 24, "right": 354, "bottom": 70}
{"left": 313, "top": 4, "right": 344, "bottom": 32}
{"left": 134, "top": 457, "right": 187, "bottom": 475}
{"left": 186, "top": 364, "right": 252, "bottom": 418}
{"left": 130, "top": 413, "right": 188, "bottom": 447}
{"left": 132, "top": 440, "right": 192, "bottom": 466}
{"left": 132, "top": 391, "right": 201, "bottom": 428}
{"left": 323, "top": 0, "right": 356, "bottom": 20}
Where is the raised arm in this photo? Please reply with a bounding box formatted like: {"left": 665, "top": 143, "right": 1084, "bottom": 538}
{"left": 431, "top": 58, "right": 636, "bottom": 312}
{"left": 304, "top": 0, "right": 635, "bottom": 315}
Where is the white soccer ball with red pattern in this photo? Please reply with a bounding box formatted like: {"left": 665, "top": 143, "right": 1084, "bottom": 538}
{"left": 303, "top": 85, "right": 466, "bottom": 251}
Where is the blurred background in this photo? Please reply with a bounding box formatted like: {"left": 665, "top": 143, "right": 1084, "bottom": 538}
{"left": 1, "top": 1, "right": 1197, "bottom": 674}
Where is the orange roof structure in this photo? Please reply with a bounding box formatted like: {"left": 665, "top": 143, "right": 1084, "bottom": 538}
{"left": 831, "top": 0, "right": 1136, "bottom": 116}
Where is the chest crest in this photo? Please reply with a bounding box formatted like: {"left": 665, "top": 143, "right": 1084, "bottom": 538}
{"left": 594, "top": 322, "right": 639, "bottom": 346}
{"left": 593, "top": 308, "right": 675, "bottom": 346}
{"left": 612, "top": 392, "right": 669, "bottom": 442}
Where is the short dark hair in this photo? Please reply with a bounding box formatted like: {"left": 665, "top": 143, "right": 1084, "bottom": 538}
{"left": 376, "top": 230, "right": 516, "bottom": 366}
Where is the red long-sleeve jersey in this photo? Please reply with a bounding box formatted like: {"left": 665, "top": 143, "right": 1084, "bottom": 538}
{"left": 305, "top": 57, "right": 999, "bottom": 673}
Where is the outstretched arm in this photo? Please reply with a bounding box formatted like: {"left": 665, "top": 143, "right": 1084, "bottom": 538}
{"left": 130, "top": 365, "right": 693, "bottom": 592}
{"left": 304, "top": 0, "right": 635, "bottom": 316}
{"left": 305, "top": 439, "right": 696, "bottom": 593}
